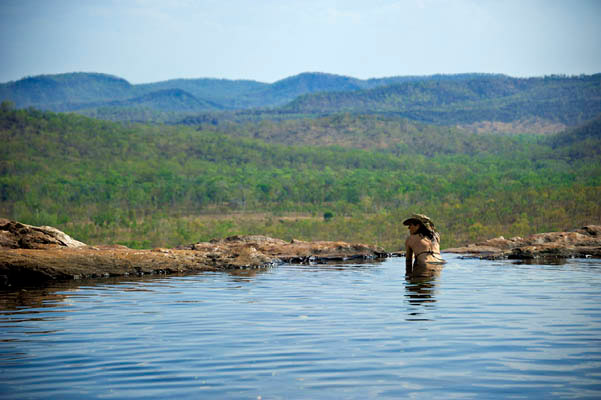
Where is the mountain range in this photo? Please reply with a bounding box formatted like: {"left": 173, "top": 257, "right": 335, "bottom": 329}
{"left": 1, "top": 71, "right": 601, "bottom": 131}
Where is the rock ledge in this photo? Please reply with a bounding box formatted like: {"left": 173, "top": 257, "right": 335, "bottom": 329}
{"left": 444, "top": 225, "right": 601, "bottom": 260}
{"left": 0, "top": 219, "right": 388, "bottom": 287}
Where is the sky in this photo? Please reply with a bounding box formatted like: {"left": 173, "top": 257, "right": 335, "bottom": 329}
{"left": 1, "top": 0, "right": 600, "bottom": 84}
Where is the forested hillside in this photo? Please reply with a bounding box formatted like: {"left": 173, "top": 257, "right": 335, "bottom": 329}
{"left": 82, "top": 89, "right": 223, "bottom": 112}
{"left": 1, "top": 71, "right": 389, "bottom": 111}
{"left": 549, "top": 114, "right": 601, "bottom": 158}
{"left": 0, "top": 71, "right": 436, "bottom": 111}
{"left": 186, "top": 113, "right": 546, "bottom": 156}
{"left": 2, "top": 72, "right": 600, "bottom": 133}
{"left": 1, "top": 102, "right": 599, "bottom": 249}
{"left": 285, "top": 74, "right": 601, "bottom": 127}
{"left": 0, "top": 73, "right": 133, "bottom": 110}
{"left": 135, "top": 78, "right": 268, "bottom": 109}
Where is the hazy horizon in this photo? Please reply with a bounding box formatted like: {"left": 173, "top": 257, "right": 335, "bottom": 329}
{"left": 1, "top": 0, "right": 601, "bottom": 84}
{"left": 6, "top": 69, "right": 601, "bottom": 86}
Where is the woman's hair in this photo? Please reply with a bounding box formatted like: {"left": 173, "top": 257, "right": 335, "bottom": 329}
{"left": 416, "top": 223, "right": 439, "bottom": 243}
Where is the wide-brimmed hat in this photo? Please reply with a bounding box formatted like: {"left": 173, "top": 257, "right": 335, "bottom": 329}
{"left": 402, "top": 214, "right": 436, "bottom": 232}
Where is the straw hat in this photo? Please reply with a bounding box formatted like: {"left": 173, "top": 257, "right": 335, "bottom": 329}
{"left": 402, "top": 214, "right": 436, "bottom": 232}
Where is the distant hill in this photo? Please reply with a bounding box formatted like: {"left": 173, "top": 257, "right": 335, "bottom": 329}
{"left": 86, "top": 88, "right": 222, "bottom": 112}
{"left": 245, "top": 72, "right": 366, "bottom": 107}
{"left": 252, "top": 72, "right": 514, "bottom": 107}
{"left": 284, "top": 74, "right": 601, "bottom": 127}
{"left": 134, "top": 78, "right": 268, "bottom": 109}
{"left": 0, "top": 71, "right": 378, "bottom": 111}
{"left": 0, "top": 73, "right": 226, "bottom": 113}
{"left": 0, "top": 71, "right": 523, "bottom": 112}
{"left": 135, "top": 72, "right": 465, "bottom": 109}
{"left": 1, "top": 71, "right": 600, "bottom": 130}
{"left": 0, "top": 72, "right": 133, "bottom": 110}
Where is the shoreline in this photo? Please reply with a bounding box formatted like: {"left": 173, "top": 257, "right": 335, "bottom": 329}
{"left": 2, "top": 219, "right": 600, "bottom": 287}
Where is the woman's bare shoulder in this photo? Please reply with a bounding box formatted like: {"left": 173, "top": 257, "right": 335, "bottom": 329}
{"left": 405, "top": 234, "right": 422, "bottom": 246}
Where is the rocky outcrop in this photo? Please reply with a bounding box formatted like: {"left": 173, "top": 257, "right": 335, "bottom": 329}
{"left": 444, "top": 225, "right": 601, "bottom": 260}
{"left": 0, "top": 218, "right": 86, "bottom": 249}
{"left": 178, "top": 235, "right": 388, "bottom": 264}
{"left": 0, "top": 220, "right": 388, "bottom": 287}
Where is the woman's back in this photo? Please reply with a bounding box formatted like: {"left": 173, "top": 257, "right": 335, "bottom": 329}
{"left": 403, "top": 214, "right": 445, "bottom": 277}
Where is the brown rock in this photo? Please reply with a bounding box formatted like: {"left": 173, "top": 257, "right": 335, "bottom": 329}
{"left": 0, "top": 218, "right": 86, "bottom": 249}
{"left": 444, "top": 225, "right": 601, "bottom": 260}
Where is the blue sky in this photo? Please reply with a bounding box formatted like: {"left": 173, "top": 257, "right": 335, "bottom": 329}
{"left": 1, "top": 0, "right": 600, "bottom": 84}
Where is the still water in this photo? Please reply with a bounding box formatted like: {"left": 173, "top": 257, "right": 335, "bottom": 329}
{"left": 1, "top": 255, "right": 600, "bottom": 399}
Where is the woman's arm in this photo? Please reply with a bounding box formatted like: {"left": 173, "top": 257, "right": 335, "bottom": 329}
{"left": 405, "top": 238, "right": 413, "bottom": 274}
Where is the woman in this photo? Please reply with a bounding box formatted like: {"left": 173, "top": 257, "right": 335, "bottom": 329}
{"left": 403, "top": 214, "right": 445, "bottom": 276}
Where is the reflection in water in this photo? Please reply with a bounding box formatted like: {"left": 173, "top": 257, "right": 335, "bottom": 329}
{"left": 225, "top": 266, "right": 272, "bottom": 282}
{"left": 404, "top": 271, "right": 440, "bottom": 321}
{"left": 0, "top": 267, "right": 275, "bottom": 312}
{"left": 512, "top": 258, "right": 568, "bottom": 266}
{"left": 0, "top": 286, "right": 72, "bottom": 314}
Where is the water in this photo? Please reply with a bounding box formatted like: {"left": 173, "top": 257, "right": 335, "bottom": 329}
{"left": 1, "top": 255, "right": 600, "bottom": 399}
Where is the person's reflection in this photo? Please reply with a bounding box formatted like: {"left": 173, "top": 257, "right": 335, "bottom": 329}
{"left": 404, "top": 271, "right": 440, "bottom": 321}
{"left": 226, "top": 267, "right": 271, "bottom": 283}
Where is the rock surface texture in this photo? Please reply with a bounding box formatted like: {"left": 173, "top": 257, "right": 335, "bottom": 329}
{"left": 0, "top": 219, "right": 86, "bottom": 250}
{"left": 0, "top": 220, "right": 388, "bottom": 287}
{"left": 444, "top": 225, "right": 601, "bottom": 260}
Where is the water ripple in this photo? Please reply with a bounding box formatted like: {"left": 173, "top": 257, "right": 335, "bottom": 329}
{"left": 1, "top": 256, "right": 601, "bottom": 399}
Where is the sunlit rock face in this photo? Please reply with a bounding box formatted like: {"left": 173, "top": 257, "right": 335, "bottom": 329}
{"left": 0, "top": 219, "right": 87, "bottom": 249}
{"left": 444, "top": 225, "right": 601, "bottom": 260}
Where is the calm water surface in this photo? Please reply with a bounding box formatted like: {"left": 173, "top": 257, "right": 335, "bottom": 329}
{"left": 1, "top": 255, "right": 600, "bottom": 399}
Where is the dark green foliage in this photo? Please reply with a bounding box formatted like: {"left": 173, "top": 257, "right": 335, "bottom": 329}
{"left": 79, "top": 106, "right": 185, "bottom": 124}
{"left": 189, "top": 112, "right": 546, "bottom": 157}
{"left": 547, "top": 114, "right": 601, "bottom": 159}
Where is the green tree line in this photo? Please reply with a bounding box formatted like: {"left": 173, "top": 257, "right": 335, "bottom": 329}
{"left": 1, "top": 102, "right": 599, "bottom": 249}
